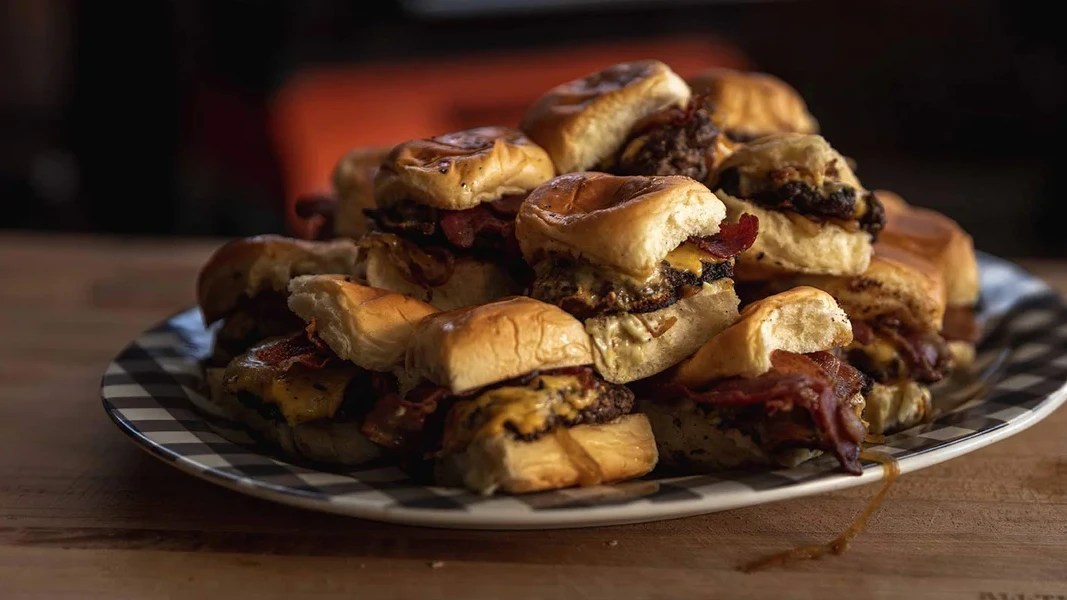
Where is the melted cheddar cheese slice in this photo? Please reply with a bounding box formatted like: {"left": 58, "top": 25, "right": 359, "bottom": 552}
{"left": 223, "top": 347, "right": 361, "bottom": 426}
{"left": 444, "top": 374, "right": 596, "bottom": 452}
{"left": 664, "top": 242, "right": 711, "bottom": 276}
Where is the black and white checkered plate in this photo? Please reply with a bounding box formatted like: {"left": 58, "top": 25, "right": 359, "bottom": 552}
{"left": 101, "top": 253, "right": 1067, "bottom": 529}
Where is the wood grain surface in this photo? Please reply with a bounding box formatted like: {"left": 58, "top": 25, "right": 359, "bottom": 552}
{"left": 1, "top": 232, "right": 1065, "bottom": 600}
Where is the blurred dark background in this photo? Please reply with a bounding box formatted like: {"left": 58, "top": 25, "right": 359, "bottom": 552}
{"left": 2, "top": 0, "right": 1064, "bottom": 256}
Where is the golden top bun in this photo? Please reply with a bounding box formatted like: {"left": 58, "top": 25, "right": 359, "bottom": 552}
{"left": 520, "top": 60, "right": 691, "bottom": 173}
{"left": 800, "top": 244, "right": 946, "bottom": 332}
{"left": 671, "top": 286, "right": 852, "bottom": 387}
{"left": 197, "top": 235, "right": 362, "bottom": 325}
{"left": 286, "top": 275, "right": 438, "bottom": 372}
{"left": 720, "top": 194, "right": 873, "bottom": 278}
{"left": 517, "top": 172, "right": 726, "bottom": 277}
{"left": 875, "top": 190, "right": 979, "bottom": 307}
{"left": 687, "top": 68, "right": 818, "bottom": 140}
{"left": 407, "top": 297, "right": 594, "bottom": 394}
{"left": 374, "top": 126, "right": 554, "bottom": 211}
{"left": 712, "top": 133, "right": 863, "bottom": 196}
{"left": 332, "top": 146, "right": 391, "bottom": 239}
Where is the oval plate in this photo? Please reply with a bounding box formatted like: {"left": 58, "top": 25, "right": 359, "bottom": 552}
{"left": 101, "top": 254, "right": 1067, "bottom": 529}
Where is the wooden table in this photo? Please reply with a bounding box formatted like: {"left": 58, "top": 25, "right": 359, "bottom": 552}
{"left": 2, "top": 233, "right": 1065, "bottom": 599}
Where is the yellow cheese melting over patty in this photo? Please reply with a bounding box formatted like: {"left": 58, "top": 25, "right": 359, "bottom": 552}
{"left": 664, "top": 242, "right": 710, "bottom": 276}
{"left": 444, "top": 374, "right": 596, "bottom": 452}
{"left": 223, "top": 347, "right": 362, "bottom": 427}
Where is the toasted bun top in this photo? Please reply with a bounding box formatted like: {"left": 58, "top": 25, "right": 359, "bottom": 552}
{"left": 516, "top": 172, "right": 726, "bottom": 277}
{"left": 407, "top": 296, "right": 594, "bottom": 394}
{"left": 332, "top": 146, "right": 390, "bottom": 239}
{"left": 711, "top": 133, "right": 863, "bottom": 197}
{"left": 875, "top": 190, "right": 979, "bottom": 307}
{"left": 687, "top": 68, "right": 818, "bottom": 140}
{"left": 799, "top": 244, "right": 946, "bottom": 332}
{"left": 286, "top": 275, "right": 437, "bottom": 372}
{"left": 671, "top": 286, "right": 852, "bottom": 386}
{"left": 520, "top": 60, "right": 690, "bottom": 173}
{"left": 197, "top": 235, "right": 362, "bottom": 325}
{"left": 374, "top": 126, "right": 554, "bottom": 211}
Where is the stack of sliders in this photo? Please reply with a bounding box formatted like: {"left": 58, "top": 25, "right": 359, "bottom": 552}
{"left": 194, "top": 59, "right": 984, "bottom": 497}
{"left": 357, "top": 126, "right": 555, "bottom": 310}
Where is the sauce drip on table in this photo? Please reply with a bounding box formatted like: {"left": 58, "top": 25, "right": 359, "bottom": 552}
{"left": 739, "top": 451, "right": 900, "bottom": 573}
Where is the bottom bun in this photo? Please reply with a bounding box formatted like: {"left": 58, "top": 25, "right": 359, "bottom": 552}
{"left": 719, "top": 193, "right": 872, "bottom": 278}
{"left": 639, "top": 398, "right": 822, "bottom": 471}
{"left": 585, "top": 278, "right": 740, "bottom": 384}
{"left": 361, "top": 245, "right": 521, "bottom": 311}
{"left": 863, "top": 381, "right": 932, "bottom": 435}
{"left": 435, "top": 414, "right": 658, "bottom": 495}
{"left": 205, "top": 368, "right": 382, "bottom": 465}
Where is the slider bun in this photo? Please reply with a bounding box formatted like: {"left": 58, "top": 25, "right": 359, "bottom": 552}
{"left": 719, "top": 193, "right": 873, "bottom": 278}
{"left": 639, "top": 398, "right": 821, "bottom": 471}
{"left": 672, "top": 286, "right": 852, "bottom": 387}
{"left": 374, "top": 126, "right": 554, "bottom": 211}
{"left": 436, "top": 414, "right": 657, "bottom": 495}
{"left": 521, "top": 60, "right": 690, "bottom": 173}
{"left": 332, "top": 146, "right": 391, "bottom": 239}
{"left": 359, "top": 242, "right": 522, "bottom": 311}
{"left": 801, "top": 243, "right": 946, "bottom": 332}
{"left": 687, "top": 68, "right": 818, "bottom": 140}
{"left": 286, "top": 275, "right": 437, "bottom": 372}
{"left": 205, "top": 368, "right": 382, "bottom": 465}
{"left": 408, "top": 297, "right": 594, "bottom": 394}
{"left": 586, "top": 279, "right": 740, "bottom": 384}
{"left": 863, "top": 381, "right": 932, "bottom": 435}
{"left": 875, "top": 190, "right": 979, "bottom": 307}
{"left": 711, "top": 133, "right": 863, "bottom": 195}
{"left": 517, "top": 172, "right": 726, "bottom": 277}
{"left": 197, "top": 235, "right": 362, "bottom": 325}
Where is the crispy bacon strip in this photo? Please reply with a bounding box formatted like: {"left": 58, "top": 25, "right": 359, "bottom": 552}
{"left": 439, "top": 204, "right": 515, "bottom": 250}
{"left": 670, "top": 350, "right": 867, "bottom": 474}
{"left": 361, "top": 385, "right": 450, "bottom": 455}
{"left": 247, "top": 331, "right": 332, "bottom": 372}
{"left": 688, "top": 213, "right": 759, "bottom": 260}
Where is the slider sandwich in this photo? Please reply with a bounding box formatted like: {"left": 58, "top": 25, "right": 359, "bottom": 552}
{"left": 876, "top": 190, "right": 981, "bottom": 368}
{"left": 360, "top": 126, "right": 555, "bottom": 310}
{"left": 197, "top": 235, "right": 362, "bottom": 365}
{"left": 516, "top": 172, "right": 756, "bottom": 383}
{"left": 686, "top": 68, "right": 819, "bottom": 142}
{"left": 521, "top": 60, "right": 734, "bottom": 181}
{"left": 212, "top": 275, "right": 438, "bottom": 464}
{"left": 639, "top": 287, "right": 869, "bottom": 474}
{"left": 709, "top": 133, "right": 886, "bottom": 278}
{"left": 405, "top": 297, "right": 657, "bottom": 495}
{"left": 800, "top": 244, "right": 953, "bottom": 434}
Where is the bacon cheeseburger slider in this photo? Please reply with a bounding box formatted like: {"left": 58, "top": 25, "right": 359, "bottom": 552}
{"left": 638, "top": 287, "right": 869, "bottom": 474}
{"left": 876, "top": 190, "right": 981, "bottom": 368}
{"left": 516, "top": 172, "right": 757, "bottom": 383}
{"left": 406, "top": 297, "right": 657, "bottom": 495}
{"left": 197, "top": 235, "right": 362, "bottom": 365}
{"left": 521, "top": 60, "right": 733, "bottom": 181}
{"left": 799, "top": 245, "right": 953, "bottom": 435}
{"left": 709, "top": 133, "right": 886, "bottom": 278}
{"left": 211, "top": 275, "right": 438, "bottom": 464}
{"left": 359, "top": 126, "right": 555, "bottom": 310}
{"left": 686, "top": 68, "right": 819, "bottom": 142}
